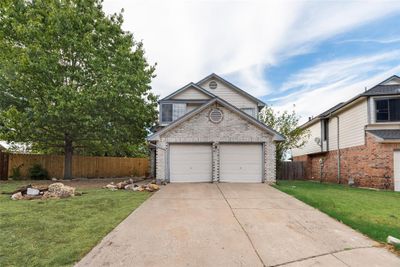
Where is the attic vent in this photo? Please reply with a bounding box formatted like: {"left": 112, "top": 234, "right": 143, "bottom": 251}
{"left": 209, "top": 80, "right": 218, "bottom": 89}
{"left": 209, "top": 108, "right": 223, "bottom": 123}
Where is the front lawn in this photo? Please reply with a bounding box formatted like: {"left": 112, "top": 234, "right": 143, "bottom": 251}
{"left": 0, "top": 181, "right": 150, "bottom": 267}
{"left": 274, "top": 180, "right": 400, "bottom": 250}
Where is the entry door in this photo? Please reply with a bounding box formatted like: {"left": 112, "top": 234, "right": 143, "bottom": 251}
{"left": 169, "top": 144, "right": 212, "bottom": 182}
{"left": 219, "top": 144, "right": 263, "bottom": 183}
{"left": 394, "top": 151, "right": 400, "bottom": 192}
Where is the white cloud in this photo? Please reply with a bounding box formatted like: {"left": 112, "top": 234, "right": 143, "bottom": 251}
{"left": 279, "top": 51, "right": 400, "bottom": 93}
{"left": 336, "top": 37, "right": 400, "bottom": 44}
{"left": 102, "top": 0, "right": 400, "bottom": 107}
{"left": 273, "top": 51, "right": 400, "bottom": 123}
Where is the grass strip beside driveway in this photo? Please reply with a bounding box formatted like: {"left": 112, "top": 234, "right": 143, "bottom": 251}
{"left": 274, "top": 180, "right": 400, "bottom": 250}
{"left": 0, "top": 181, "right": 150, "bottom": 267}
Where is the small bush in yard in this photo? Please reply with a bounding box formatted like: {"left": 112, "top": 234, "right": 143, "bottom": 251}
{"left": 10, "top": 164, "right": 23, "bottom": 180}
{"left": 28, "top": 164, "right": 49, "bottom": 180}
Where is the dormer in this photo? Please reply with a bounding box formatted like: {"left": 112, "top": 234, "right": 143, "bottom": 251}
{"left": 364, "top": 75, "right": 400, "bottom": 124}
{"left": 158, "top": 74, "right": 266, "bottom": 126}
{"left": 158, "top": 83, "right": 213, "bottom": 125}
{"left": 379, "top": 75, "right": 400, "bottom": 86}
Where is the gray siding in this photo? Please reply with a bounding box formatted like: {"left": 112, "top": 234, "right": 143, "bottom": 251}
{"left": 171, "top": 86, "right": 211, "bottom": 100}
{"left": 198, "top": 79, "right": 258, "bottom": 109}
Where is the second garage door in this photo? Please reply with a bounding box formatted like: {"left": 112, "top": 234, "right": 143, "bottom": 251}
{"left": 169, "top": 144, "right": 212, "bottom": 182}
{"left": 220, "top": 144, "right": 263, "bottom": 183}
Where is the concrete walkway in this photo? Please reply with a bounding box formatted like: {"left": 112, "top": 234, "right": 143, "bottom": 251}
{"left": 76, "top": 184, "right": 400, "bottom": 267}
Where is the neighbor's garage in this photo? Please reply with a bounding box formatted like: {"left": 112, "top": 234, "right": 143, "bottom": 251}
{"left": 169, "top": 144, "right": 212, "bottom": 182}
{"left": 219, "top": 144, "right": 263, "bottom": 183}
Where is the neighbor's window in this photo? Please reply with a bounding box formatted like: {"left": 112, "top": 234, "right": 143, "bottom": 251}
{"left": 161, "top": 103, "right": 187, "bottom": 123}
{"left": 241, "top": 108, "right": 256, "bottom": 117}
{"left": 322, "top": 119, "right": 329, "bottom": 141}
{"left": 376, "top": 98, "right": 400, "bottom": 122}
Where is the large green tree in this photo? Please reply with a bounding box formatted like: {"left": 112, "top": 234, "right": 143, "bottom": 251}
{"left": 260, "top": 106, "right": 309, "bottom": 164}
{"left": 0, "top": 0, "right": 158, "bottom": 179}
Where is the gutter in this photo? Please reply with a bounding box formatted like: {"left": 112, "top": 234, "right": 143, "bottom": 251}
{"left": 148, "top": 142, "right": 166, "bottom": 151}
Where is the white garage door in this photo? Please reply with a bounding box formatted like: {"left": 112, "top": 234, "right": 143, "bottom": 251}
{"left": 169, "top": 144, "right": 212, "bottom": 182}
{"left": 220, "top": 144, "right": 263, "bottom": 183}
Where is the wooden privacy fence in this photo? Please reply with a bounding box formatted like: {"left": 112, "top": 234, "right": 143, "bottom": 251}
{"left": 0, "top": 151, "right": 9, "bottom": 180}
{"left": 278, "top": 161, "right": 306, "bottom": 180}
{"left": 7, "top": 154, "right": 149, "bottom": 179}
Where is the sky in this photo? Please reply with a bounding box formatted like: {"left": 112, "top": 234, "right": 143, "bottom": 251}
{"left": 103, "top": 0, "right": 400, "bottom": 123}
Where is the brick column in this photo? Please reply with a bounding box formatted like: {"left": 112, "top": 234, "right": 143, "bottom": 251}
{"left": 156, "top": 141, "right": 168, "bottom": 182}
{"left": 265, "top": 140, "right": 276, "bottom": 184}
{"left": 212, "top": 142, "right": 220, "bottom": 183}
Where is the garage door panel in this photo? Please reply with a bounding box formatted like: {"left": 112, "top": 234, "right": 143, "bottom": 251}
{"left": 170, "top": 144, "right": 212, "bottom": 182}
{"left": 220, "top": 144, "right": 263, "bottom": 183}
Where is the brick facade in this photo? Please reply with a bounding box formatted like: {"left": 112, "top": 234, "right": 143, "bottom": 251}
{"left": 155, "top": 105, "right": 277, "bottom": 183}
{"left": 293, "top": 132, "right": 400, "bottom": 190}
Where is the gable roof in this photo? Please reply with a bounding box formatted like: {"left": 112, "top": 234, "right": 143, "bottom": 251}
{"left": 196, "top": 73, "right": 266, "bottom": 108}
{"left": 160, "top": 82, "right": 216, "bottom": 102}
{"left": 376, "top": 75, "right": 400, "bottom": 85}
{"left": 148, "top": 97, "right": 284, "bottom": 142}
{"left": 301, "top": 75, "right": 400, "bottom": 128}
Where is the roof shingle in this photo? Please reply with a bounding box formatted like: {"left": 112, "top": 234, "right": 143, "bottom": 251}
{"left": 367, "top": 129, "right": 400, "bottom": 140}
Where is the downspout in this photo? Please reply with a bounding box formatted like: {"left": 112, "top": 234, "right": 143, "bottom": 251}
{"left": 332, "top": 115, "right": 341, "bottom": 183}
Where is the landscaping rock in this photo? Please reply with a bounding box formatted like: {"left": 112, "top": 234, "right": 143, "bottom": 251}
{"left": 137, "top": 186, "right": 145, "bottom": 192}
{"left": 124, "top": 184, "right": 138, "bottom": 190}
{"left": 11, "top": 192, "right": 23, "bottom": 200}
{"left": 116, "top": 182, "right": 128, "bottom": 189}
{"left": 105, "top": 183, "right": 118, "bottom": 190}
{"left": 148, "top": 184, "right": 160, "bottom": 190}
{"left": 104, "top": 179, "right": 161, "bottom": 193}
{"left": 27, "top": 188, "right": 40, "bottom": 196}
{"left": 387, "top": 235, "right": 400, "bottom": 246}
{"left": 9, "top": 183, "right": 76, "bottom": 200}
{"left": 48, "top": 182, "right": 75, "bottom": 197}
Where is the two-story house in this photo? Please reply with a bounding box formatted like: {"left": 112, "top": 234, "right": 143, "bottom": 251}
{"left": 292, "top": 75, "right": 400, "bottom": 191}
{"left": 148, "top": 73, "right": 284, "bottom": 183}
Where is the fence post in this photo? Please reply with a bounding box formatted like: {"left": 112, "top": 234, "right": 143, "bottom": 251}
{"left": 0, "top": 151, "right": 9, "bottom": 180}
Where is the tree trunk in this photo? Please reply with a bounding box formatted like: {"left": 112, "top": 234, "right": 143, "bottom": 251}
{"left": 64, "top": 135, "right": 73, "bottom": 180}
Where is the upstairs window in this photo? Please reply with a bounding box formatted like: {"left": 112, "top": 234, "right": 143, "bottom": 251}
{"left": 172, "top": 103, "right": 186, "bottom": 120}
{"left": 161, "top": 104, "right": 173, "bottom": 123}
{"left": 241, "top": 108, "right": 256, "bottom": 117}
{"left": 376, "top": 98, "right": 400, "bottom": 122}
{"left": 161, "top": 103, "right": 186, "bottom": 123}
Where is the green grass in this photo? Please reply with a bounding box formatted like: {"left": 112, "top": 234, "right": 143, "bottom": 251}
{"left": 274, "top": 180, "right": 400, "bottom": 247}
{"left": 0, "top": 181, "right": 150, "bottom": 267}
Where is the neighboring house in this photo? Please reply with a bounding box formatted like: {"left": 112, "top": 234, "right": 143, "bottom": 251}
{"left": 148, "top": 73, "right": 284, "bottom": 183}
{"left": 0, "top": 144, "right": 5, "bottom": 151}
{"left": 292, "top": 75, "right": 400, "bottom": 191}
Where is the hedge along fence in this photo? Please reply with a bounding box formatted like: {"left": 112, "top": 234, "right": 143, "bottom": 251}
{"left": 7, "top": 153, "right": 149, "bottom": 179}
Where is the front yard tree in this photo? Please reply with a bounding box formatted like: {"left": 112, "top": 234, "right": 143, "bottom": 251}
{"left": 259, "top": 106, "right": 309, "bottom": 163}
{"left": 0, "top": 0, "right": 158, "bottom": 179}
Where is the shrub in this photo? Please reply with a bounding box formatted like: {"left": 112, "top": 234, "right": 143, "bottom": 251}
{"left": 28, "top": 163, "right": 49, "bottom": 180}
{"left": 10, "top": 164, "right": 23, "bottom": 180}
{"left": 132, "top": 167, "right": 140, "bottom": 177}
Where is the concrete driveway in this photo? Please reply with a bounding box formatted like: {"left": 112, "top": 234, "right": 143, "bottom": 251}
{"left": 76, "top": 184, "right": 400, "bottom": 267}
